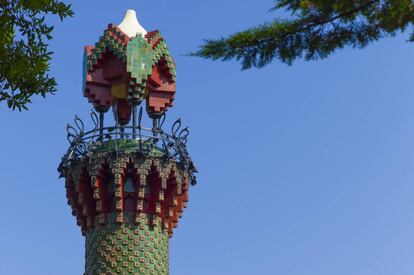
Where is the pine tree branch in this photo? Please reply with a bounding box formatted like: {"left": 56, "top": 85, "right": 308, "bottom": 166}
{"left": 299, "top": 0, "right": 379, "bottom": 31}
{"left": 192, "top": 0, "right": 405, "bottom": 69}
{"left": 246, "top": 0, "right": 381, "bottom": 53}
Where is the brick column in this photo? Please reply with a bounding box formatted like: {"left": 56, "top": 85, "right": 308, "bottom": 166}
{"left": 85, "top": 213, "right": 169, "bottom": 274}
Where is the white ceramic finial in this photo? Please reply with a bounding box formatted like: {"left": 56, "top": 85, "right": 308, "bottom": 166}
{"left": 118, "top": 9, "right": 147, "bottom": 38}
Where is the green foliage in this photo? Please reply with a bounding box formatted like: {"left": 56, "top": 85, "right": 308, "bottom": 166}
{"left": 193, "top": 0, "right": 414, "bottom": 69}
{"left": 0, "top": 0, "right": 73, "bottom": 110}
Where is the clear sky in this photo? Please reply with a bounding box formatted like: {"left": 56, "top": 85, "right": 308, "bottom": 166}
{"left": 1, "top": 1, "right": 414, "bottom": 274}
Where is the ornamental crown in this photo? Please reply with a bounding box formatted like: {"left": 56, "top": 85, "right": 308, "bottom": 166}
{"left": 83, "top": 9, "right": 176, "bottom": 123}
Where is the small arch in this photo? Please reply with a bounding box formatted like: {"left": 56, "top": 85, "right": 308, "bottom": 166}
{"left": 123, "top": 166, "right": 137, "bottom": 213}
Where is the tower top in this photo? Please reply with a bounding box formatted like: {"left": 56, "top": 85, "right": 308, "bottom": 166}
{"left": 117, "top": 9, "right": 147, "bottom": 37}
{"left": 83, "top": 10, "right": 177, "bottom": 120}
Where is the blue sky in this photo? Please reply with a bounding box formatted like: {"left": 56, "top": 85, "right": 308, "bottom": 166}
{"left": 1, "top": 1, "right": 414, "bottom": 274}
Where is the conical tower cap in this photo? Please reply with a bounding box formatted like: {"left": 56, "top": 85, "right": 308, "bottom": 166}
{"left": 118, "top": 9, "right": 147, "bottom": 38}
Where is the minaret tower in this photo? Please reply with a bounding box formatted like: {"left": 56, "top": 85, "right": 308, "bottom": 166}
{"left": 58, "top": 10, "right": 196, "bottom": 274}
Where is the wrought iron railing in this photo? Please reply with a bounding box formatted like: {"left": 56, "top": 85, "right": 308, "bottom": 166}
{"left": 58, "top": 108, "right": 197, "bottom": 185}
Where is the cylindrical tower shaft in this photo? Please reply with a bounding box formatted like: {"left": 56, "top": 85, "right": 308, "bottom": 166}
{"left": 85, "top": 213, "right": 169, "bottom": 274}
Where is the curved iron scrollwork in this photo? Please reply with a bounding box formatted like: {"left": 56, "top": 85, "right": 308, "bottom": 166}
{"left": 58, "top": 108, "right": 197, "bottom": 185}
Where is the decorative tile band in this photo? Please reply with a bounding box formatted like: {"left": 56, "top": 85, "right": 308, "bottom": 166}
{"left": 65, "top": 151, "right": 189, "bottom": 237}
